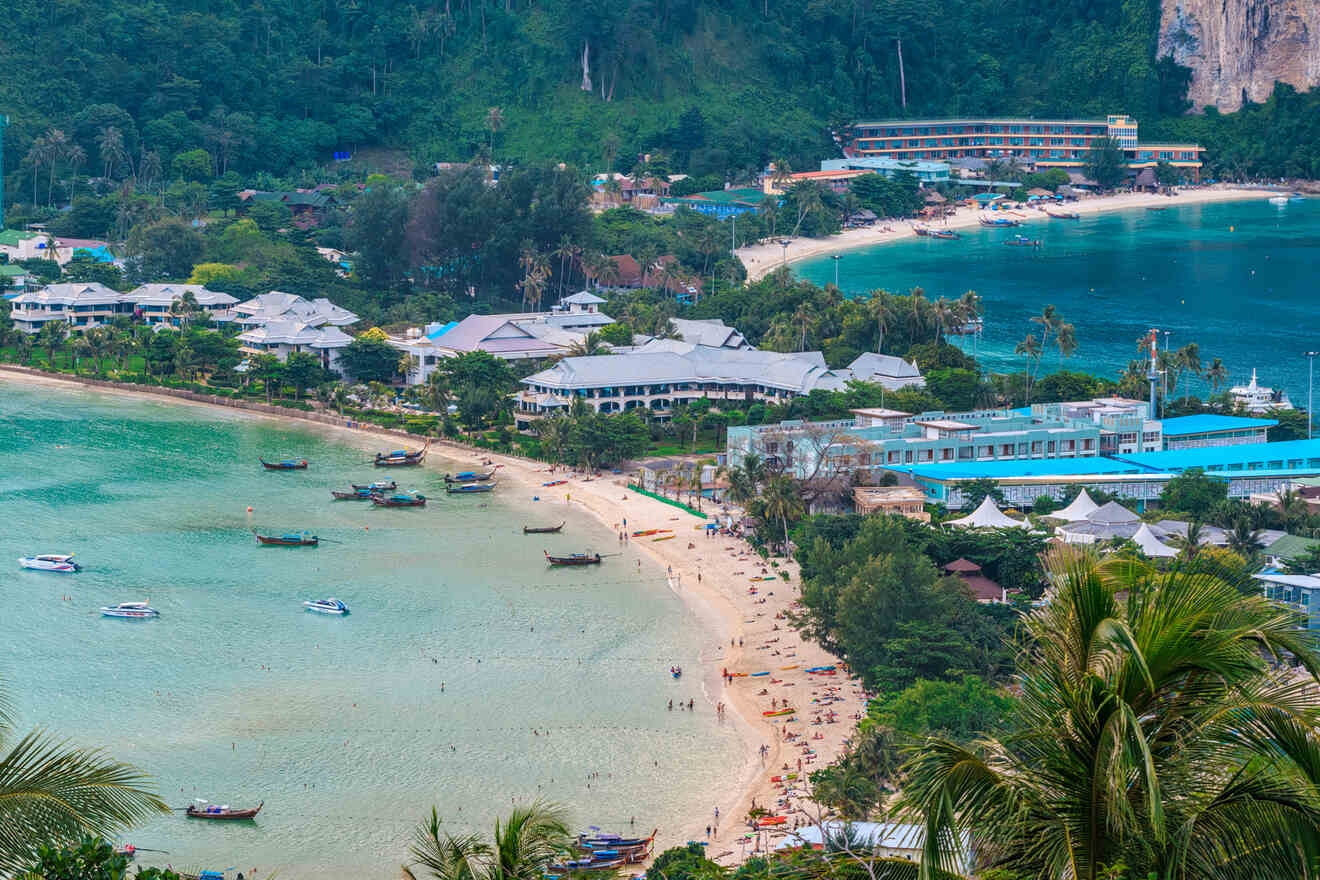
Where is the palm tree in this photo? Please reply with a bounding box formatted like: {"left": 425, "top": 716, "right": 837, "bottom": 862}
{"left": 1177, "top": 342, "right": 1201, "bottom": 403}
{"left": 563, "top": 331, "right": 610, "bottom": 358}
{"left": 758, "top": 475, "right": 804, "bottom": 554}
{"left": 1055, "top": 322, "right": 1077, "bottom": 367}
{"left": 405, "top": 802, "right": 571, "bottom": 880}
{"left": 65, "top": 144, "right": 86, "bottom": 200}
{"left": 0, "top": 682, "right": 168, "bottom": 871}
{"left": 42, "top": 128, "right": 70, "bottom": 206}
{"left": 96, "top": 126, "right": 126, "bottom": 179}
{"left": 792, "top": 301, "right": 816, "bottom": 352}
{"left": 790, "top": 182, "right": 823, "bottom": 237}
{"left": 932, "top": 297, "right": 957, "bottom": 342}
{"left": 1030, "top": 303, "right": 1059, "bottom": 352}
{"left": 1204, "top": 357, "right": 1229, "bottom": 395}
{"left": 485, "top": 107, "right": 504, "bottom": 153}
{"left": 36, "top": 320, "right": 68, "bottom": 368}
{"left": 1014, "top": 333, "right": 1042, "bottom": 402}
{"left": 1226, "top": 516, "right": 1264, "bottom": 558}
{"left": 903, "top": 545, "right": 1320, "bottom": 880}
{"left": 867, "top": 293, "right": 891, "bottom": 353}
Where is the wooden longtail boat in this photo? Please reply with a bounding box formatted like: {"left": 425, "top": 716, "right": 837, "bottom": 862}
{"left": 374, "top": 439, "right": 430, "bottom": 467}
{"left": 523, "top": 521, "right": 565, "bottom": 534}
{"left": 544, "top": 550, "right": 601, "bottom": 566}
{"left": 372, "top": 492, "right": 426, "bottom": 507}
{"left": 259, "top": 458, "right": 307, "bottom": 470}
{"left": 1046, "top": 209, "right": 1080, "bottom": 219}
{"left": 929, "top": 229, "right": 959, "bottom": 239}
{"left": 351, "top": 481, "right": 396, "bottom": 492}
{"left": 446, "top": 482, "right": 496, "bottom": 494}
{"left": 253, "top": 531, "right": 318, "bottom": 547}
{"left": 575, "top": 829, "right": 657, "bottom": 860}
{"left": 445, "top": 470, "right": 496, "bottom": 483}
{"left": 331, "top": 488, "right": 375, "bottom": 500}
{"left": 185, "top": 801, "right": 263, "bottom": 820}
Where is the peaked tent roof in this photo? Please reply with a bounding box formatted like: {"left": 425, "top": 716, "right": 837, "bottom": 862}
{"left": 1133, "top": 522, "right": 1178, "bottom": 558}
{"left": 942, "top": 558, "right": 983, "bottom": 572}
{"left": 1055, "top": 489, "right": 1100, "bottom": 522}
{"left": 1087, "top": 501, "right": 1140, "bottom": 525}
{"left": 945, "top": 496, "right": 1020, "bottom": 529}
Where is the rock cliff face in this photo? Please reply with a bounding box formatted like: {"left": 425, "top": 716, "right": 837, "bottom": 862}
{"left": 1160, "top": 0, "right": 1320, "bottom": 111}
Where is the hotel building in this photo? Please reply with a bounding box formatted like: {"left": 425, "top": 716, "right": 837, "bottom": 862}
{"left": 847, "top": 114, "right": 1203, "bottom": 177}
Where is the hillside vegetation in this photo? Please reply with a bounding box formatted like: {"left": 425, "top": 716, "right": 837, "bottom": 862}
{"left": 2, "top": 0, "right": 1201, "bottom": 180}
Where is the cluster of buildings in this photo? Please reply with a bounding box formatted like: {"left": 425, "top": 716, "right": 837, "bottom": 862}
{"left": 728, "top": 398, "right": 1316, "bottom": 510}
{"left": 6, "top": 281, "right": 361, "bottom": 372}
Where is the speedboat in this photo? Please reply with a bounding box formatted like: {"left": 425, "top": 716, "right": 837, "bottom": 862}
{"left": 304, "top": 598, "right": 349, "bottom": 615}
{"left": 19, "top": 554, "right": 81, "bottom": 572}
{"left": 101, "top": 602, "right": 159, "bottom": 619}
{"left": 1268, "top": 195, "right": 1290, "bottom": 206}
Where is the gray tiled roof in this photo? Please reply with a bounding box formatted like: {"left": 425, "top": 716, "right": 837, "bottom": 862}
{"left": 431, "top": 314, "right": 563, "bottom": 356}
{"left": 12, "top": 282, "right": 122, "bottom": 306}
{"left": 125, "top": 284, "right": 238, "bottom": 308}
{"left": 670, "top": 318, "right": 749, "bottom": 349}
{"left": 560, "top": 291, "right": 606, "bottom": 305}
{"left": 522, "top": 347, "right": 846, "bottom": 394}
{"left": 848, "top": 352, "right": 922, "bottom": 379}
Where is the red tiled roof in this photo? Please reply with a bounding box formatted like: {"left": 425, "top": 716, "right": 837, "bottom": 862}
{"left": 943, "top": 558, "right": 982, "bottom": 573}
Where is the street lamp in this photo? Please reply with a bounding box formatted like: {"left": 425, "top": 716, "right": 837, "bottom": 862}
{"left": 779, "top": 239, "right": 791, "bottom": 266}
{"left": 1308, "top": 351, "right": 1319, "bottom": 439}
{"left": 831, "top": 254, "right": 843, "bottom": 288}
{"left": 1161, "top": 330, "right": 1172, "bottom": 418}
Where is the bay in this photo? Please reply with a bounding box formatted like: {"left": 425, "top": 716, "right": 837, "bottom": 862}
{"left": 0, "top": 379, "right": 740, "bottom": 878}
{"left": 796, "top": 199, "right": 1320, "bottom": 405}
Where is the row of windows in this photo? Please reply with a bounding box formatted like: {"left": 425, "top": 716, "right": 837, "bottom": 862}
{"left": 856, "top": 124, "right": 1109, "bottom": 137}
{"left": 1203, "top": 458, "right": 1320, "bottom": 472}
{"left": 824, "top": 438, "right": 1095, "bottom": 467}
{"left": 856, "top": 144, "right": 1199, "bottom": 161}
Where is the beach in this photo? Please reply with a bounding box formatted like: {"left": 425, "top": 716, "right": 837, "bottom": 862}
{"left": 738, "top": 185, "right": 1281, "bottom": 281}
{"left": 0, "top": 367, "right": 864, "bottom": 865}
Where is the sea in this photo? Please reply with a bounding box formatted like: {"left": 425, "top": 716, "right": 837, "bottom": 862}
{"left": 796, "top": 197, "right": 1320, "bottom": 406}
{"left": 0, "top": 380, "right": 741, "bottom": 878}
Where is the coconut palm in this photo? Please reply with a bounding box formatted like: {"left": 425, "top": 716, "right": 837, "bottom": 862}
{"left": 1014, "top": 333, "right": 1042, "bottom": 402}
{"left": 1055, "top": 322, "right": 1077, "bottom": 367}
{"left": 1204, "top": 357, "right": 1229, "bottom": 395}
{"left": 902, "top": 546, "right": 1320, "bottom": 880}
{"left": 36, "top": 320, "right": 68, "bottom": 367}
{"left": 1177, "top": 342, "right": 1202, "bottom": 403}
{"left": 867, "top": 293, "right": 892, "bottom": 353}
{"left": 563, "top": 331, "right": 610, "bottom": 358}
{"left": 485, "top": 107, "right": 504, "bottom": 153}
{"left": 405, "top": 801, "right": 571, "bottom": 880}
{"left": 1030, "top": 303, "right": 1059, "bottom": 350}
{"left": 1226, "top": 516, "right": 1264, "bottom": 558}
{"left": 0, "top": 681, "right": 167, "bottom": 871}
{"left": 756, "top": 475, "right": 804, "bottom": 554}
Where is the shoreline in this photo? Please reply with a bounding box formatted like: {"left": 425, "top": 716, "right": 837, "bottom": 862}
{"left": 0, "top": 366, "right": 865, "bottom": 864}
{"left": 738, "top": 184, "right": 1281, "bottom": 281}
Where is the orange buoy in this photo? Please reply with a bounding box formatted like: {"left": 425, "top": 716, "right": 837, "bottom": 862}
{"left": 246, "top": 506, "right": 253, "bottom": 512}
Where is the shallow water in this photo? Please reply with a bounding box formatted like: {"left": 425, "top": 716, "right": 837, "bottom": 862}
{"left": 796, "top": 198, "right": 1320, "bottom": 404}
{"left": 0, "top": 380, "right": 740, "bottom": 877}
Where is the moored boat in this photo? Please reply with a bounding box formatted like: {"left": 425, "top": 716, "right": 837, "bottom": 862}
{"left": 259, "top": 458, "right": 307, "bottom": 470}
{"left": 446, "top": 482, "right": 495, "bottom": 494}
{"left": 19, "top": 553, "right": 81, "bottom": 572}
{"left": 979, "top": 215, "right": 1020, "bottom": 227}
{"left": 374, "top": 439, "right": 430, "bottom": 467}
{"left": 185, "top": 801, "right": 263, "bottom": 820}
{"left": 372, "top": 491, "right": 427, "bottom": 507}
{"left": 523, "top": 521, "right": 566, "bottom": 534}
{"left": 1004, "top": 235, "right": 1041, "bottom": 247}
{"left": 304, "top": 597, "right": 349, "bottom": 615}
{"left": 331, "top": 488, "right": 375, "bottom": 500}
{"left": 254, "top": 530, "right": 318, "bottom": 547}
{"left": 445, "top": 470, "right": 495, "bottom": 483}
{"left": 101, "top": 602, "right": 160, "bottom": 619}
{"left": 1046, "top": 209, "right": 1079, "bottom": 219}
{"left": 913, "top": 224, "right": 931, "bottom": 237}
{"left": 544, "top": 550, "right": 602, "bottom": 566}
{"left": 351, "top": 480, "right": 397, "bottom": 492}
{"left": 929, "top": 229, "right": 959, "bottom": 239}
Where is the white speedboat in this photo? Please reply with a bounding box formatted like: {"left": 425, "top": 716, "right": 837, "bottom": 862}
{"left": 19, "top": 554, "right": 81, "bottom": 572}
{"left": 1268, "top": 195, "right": 1289, "bottom": 206}
{"left": 304, "top": 598, "right": 349, "bottom": 615}
{"left": 100, "top": 602, "right": 159, "bottom": 619}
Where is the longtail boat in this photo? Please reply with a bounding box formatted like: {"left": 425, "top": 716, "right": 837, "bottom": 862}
{"left": 575, "top": 829, "right": 657, "bottom": 859}
{"left": 544, "top": 550, "right": 601, "bottom": 566}
{"left": 260, "top": 458, "right": 307, "bottom": 470}
{"left": 446, "top": 482, "right": 495, "bottom": 494}
{"left": 445, "top": 470, "right": 496, "bottom": 483}
{"left": 351, "top": 480, "right": 396, "bottom": 492}
{"left": 185, "top": 801, "right": 263, "bottom": 820}
{"left": 372, "top": 492, "right": 426, "bottom": 507}
{"left": 523, "top": 521, "right": 565, "bottom": 534}
{"left": 331, "top": 488, "right": 375, "bottom": 500}
{"left": 254, "top": 530, "right": 318, "bottom": 547}
{"left": 374, "top": 439, "right": 430, "bottom": 467}
{"left": 1046, "top": 209, "right": 1080, "bottom": 219}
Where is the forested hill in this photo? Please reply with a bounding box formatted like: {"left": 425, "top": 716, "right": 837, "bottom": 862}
{"left": 1, "top": 0, "right": 1202, "bottom": 178}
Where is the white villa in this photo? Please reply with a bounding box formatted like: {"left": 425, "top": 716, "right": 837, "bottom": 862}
{"left": 232, "top": 291, "right": 359, "bottom": 330}
{"left": 232, "top": 292, "right": 360, "bottom": 372}
{"left": 9, "top": 283, "right": 134, "bottom": 333}
{"left": 124, "top": 284, "right": 238, "bottom": 325}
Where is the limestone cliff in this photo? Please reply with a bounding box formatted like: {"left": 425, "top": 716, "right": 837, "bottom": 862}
{"left": 1160, "top": 0, "right": 1320, "bottom": 111}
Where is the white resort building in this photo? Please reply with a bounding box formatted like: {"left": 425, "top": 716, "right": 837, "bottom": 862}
{"left": 9, "top": 283, "right": 134, "bottom": 333}
{"left": 231, "top": 293, "right": 360, "bottom": 372}
{"left": 124, "top": 284, "right": 239, "bottom": 325}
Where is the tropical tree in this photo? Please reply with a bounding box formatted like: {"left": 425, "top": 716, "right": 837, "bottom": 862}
{"left": 1177, "top": 342, "right": 1202, "bottom": 402}
{"left": 1013, "top": 333, "right": 1042, "bottom": 402}
{"left": 1055, "top": 322, "right": 1077, "bottom": 367}
{"left": 756, "top": 475, "right": 804, "bottom": 553}
{"left": 1204, "top": 357, "right": 1229, "bottom": 394}
{"left": 902, "top": 546, "right": 1320, "bottom": 880}
{"left": 0, "top": 682, "right": 168, "bottom": 871}
{"left": 36, "top": 320, "right": 68, "bottom": 367}
{"left": 563, "top": 331, "right": 610, "bottom": 358}
{"left": 405, "top": 802, "right": 571, "bottom": 880}
{"left": 1225, "top": 516, "right": 1264, "bottom": 558}
{"left": 485, "top": 107, "right": 504, "bottom": 153}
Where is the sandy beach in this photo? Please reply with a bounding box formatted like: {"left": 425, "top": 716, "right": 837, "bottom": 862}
{"left": 738, "top": 185, "right": 1281, "bottom": 281}
{"left": 0, "top": 367, "right": 864, "bottom": 864}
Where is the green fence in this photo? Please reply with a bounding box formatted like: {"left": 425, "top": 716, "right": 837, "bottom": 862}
{"left": 626, "top": 484, "right": 709, "bottom": 519}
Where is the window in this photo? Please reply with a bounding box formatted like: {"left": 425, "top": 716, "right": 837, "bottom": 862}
{"left": 957, "top": 446, "right": 973, "bottom": 460}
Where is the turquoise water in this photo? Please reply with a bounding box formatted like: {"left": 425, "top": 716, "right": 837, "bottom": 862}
{"left": 0, "top": 380, "right": 740, "bottom": 878}
{"left": 797, "top": 198, "right": 1320, "bottom": 404}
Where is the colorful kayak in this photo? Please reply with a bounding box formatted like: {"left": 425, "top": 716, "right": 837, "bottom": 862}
{"left": 756, "top": 816, "right": 788, "bottom": 827}
{"left": 652, "top": 535, "right": 676, "bottom": 542}
{"left": 762, "top": 708, "right": 795, "bottom": 717}
{"left": 749, "top": 671, "right": 770, "bottom": 677}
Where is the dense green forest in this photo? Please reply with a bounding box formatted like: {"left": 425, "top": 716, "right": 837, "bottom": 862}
{"left": 4, "top": 0, "right": 1320, "bottom": 189}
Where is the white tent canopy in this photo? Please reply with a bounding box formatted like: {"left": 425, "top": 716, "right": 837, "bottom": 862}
{"left": 947, "top": 496, "right": 1020, "bottom": 529}
{"left": 1133, "top": 523, "right": 1178, "bottom": 558}
{"left": 1054, "top": 489, "right": 1099, "bottom": 522}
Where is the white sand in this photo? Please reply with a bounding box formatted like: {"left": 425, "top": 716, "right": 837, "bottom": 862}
{"left": 739, "top": 185, "right": 1281, "bottom": 282}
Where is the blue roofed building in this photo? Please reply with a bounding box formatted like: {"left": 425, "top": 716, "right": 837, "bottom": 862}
{"left": 1157, "top": 414, "right": 1276, "bottom": 449}
{"left": 1255, "top": 573, "right": 1320, "bottom": 631}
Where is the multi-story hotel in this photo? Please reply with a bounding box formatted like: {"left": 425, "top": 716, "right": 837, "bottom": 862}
{"left": 847, "top": 114, "right": 1203, "bottom": 177}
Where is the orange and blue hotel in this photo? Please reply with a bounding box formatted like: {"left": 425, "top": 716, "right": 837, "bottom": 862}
{"left": 848, "top": 114, "right": 1203, "bottom": 177}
